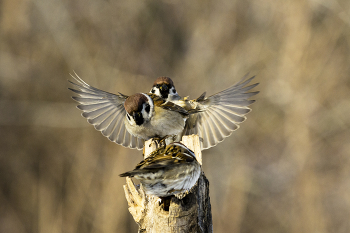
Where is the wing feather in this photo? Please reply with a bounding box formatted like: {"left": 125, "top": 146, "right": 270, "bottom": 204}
{"left": 202, "top": 111, "right": 217, "bottom": 147}
{"left": 77, "top": 101, "right": 112, "bottom": 111}
{"left": 81, "top": 105, "right": 114, "bottom": 118}
{"left": 205, "top": 109, "right": 225, "bottom": 141}
{"left": 212, "top": 105, "right": 247, "bottom": 123}
{"left": 184, "top": 75, "right": 258, "bottom": 150}
{"left": 101, "top": 108, "right": 123, "bottom": 136}
{"left": 93, "top": 108, "right": 119, "bottom": 131}
{"left": 69, "top": 72, "right": 144, "bottom": 150}
{"left": 206, "top": 109, "right": 231, "bottom": 137}
{"left": 123, "top": 129, "right": 131, "bottom": 147}
{"left": 109, "top": 115, "right": 125, "bottom": 141}
{"left": 89, "top": 107, "right": 116, "bottom": 127}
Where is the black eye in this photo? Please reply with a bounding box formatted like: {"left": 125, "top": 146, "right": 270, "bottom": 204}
{"left": 173, "top": 88, "right": 176, "bottom": 93}
{"left": 127, "top": 114, "right": 130, "bottom": 120}
{"left": 145, "top": 104, "right": 150, "bottom": 113}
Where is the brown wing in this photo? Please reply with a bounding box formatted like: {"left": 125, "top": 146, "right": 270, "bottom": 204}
{"left": 148, "top": 93, "right": 189, "bottom": 116}
{"left": 136, "top": 144, "right": 194, "bottom": 169}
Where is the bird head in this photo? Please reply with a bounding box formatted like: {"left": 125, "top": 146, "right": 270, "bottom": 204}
{"left": 150, "top": 76, "right": 180, "bottom": 101}
{"left": 124, "top": 93, "right": 153, "bottom": 126}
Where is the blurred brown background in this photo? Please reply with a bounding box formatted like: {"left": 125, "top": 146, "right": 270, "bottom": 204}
{"left": 1, "top": 0, "right": 350, "bottom": 232}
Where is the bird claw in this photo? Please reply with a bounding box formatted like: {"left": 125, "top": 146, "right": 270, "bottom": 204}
{"left": 149, "top": 137, "right": 160, "bottom": 147}
{"left": 149, "top": 135, "right": 175, "bottom": 148}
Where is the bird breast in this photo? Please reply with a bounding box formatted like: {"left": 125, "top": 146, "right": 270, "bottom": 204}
{"left": 150, "top": 106, "right": 187, "bottom": 136}
{"left": 124, "top": 105, "right": 186, "bottom": 140}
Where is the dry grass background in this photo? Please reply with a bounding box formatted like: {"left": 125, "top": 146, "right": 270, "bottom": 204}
{"left": 1, "top": 0, "right": 350, "bottom": 232}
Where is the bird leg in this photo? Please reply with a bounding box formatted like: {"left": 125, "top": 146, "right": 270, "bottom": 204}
{"left": 149, "top": 135, "right": 176, "bottom": 148}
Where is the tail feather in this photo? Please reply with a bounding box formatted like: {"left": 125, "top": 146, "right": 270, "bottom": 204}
{"left": 119, "top": 171, "right": 135, "bottom": 177}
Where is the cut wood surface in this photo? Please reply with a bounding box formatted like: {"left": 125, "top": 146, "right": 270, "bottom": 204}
{"left": 124, "top": 135, "right": 212, "bottom": 233}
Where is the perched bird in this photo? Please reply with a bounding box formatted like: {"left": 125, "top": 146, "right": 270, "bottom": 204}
{"left": 119, "top": 142, "right": 201, "bottom": 197}
{"left": 69, "top": 73, "right": 191, "bottom": 150}
{"left": 150, "top": 75, "right": 259, "bottom": 150}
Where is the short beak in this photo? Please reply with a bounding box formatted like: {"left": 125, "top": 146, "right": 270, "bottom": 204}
{"left": 160, "top": 84, "right": 168, "bottom": 92}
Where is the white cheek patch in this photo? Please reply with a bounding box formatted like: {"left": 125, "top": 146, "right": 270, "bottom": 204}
{"left": 151, "top": 87, "right": 161, "bottom": 96}
{"left": 141, "top": 93, "right": 154, "bottom": 119}
{"left": 126, "top": 113, "right": 137, "bottom": 126}
{"left": 167, "top": 86, "right": 181, "bottom": 101}
{"left": 141, "top": 103, "right": 151, "bottom": 121}
{"left": 169, "top": 87, "right": 177, "bottom": 95}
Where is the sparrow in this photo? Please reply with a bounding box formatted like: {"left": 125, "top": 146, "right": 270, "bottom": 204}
{"left": 119, "top": 142, "right": 201, "bottom": 197}
{"left": 68, "top": 73, "right": 192, "bottom": 150}
{"left": 150, "top": 75, "right": 259, "bottom": 150}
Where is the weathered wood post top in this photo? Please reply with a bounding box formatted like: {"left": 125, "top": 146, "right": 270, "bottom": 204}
{"left": 123, "top": 135, "right": 213, "bottom": 233}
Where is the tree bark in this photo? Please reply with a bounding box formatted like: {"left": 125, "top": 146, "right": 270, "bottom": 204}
{"left": 123, "top": 135, "right": 213, "bottom": 233}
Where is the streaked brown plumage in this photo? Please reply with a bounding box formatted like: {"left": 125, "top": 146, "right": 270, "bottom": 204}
{"left": 120, "top": 142, "right": 201, "bottom": 197}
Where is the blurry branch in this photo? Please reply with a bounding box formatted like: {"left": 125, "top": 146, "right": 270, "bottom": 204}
{"left": 123, "top": 135, "right": 213, "bottom": 233}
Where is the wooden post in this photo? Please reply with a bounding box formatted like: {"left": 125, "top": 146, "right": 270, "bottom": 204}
{"left": 123, "top": 135, "right": 213, "bottom": 233}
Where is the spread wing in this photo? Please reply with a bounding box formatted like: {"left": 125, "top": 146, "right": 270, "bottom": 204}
{"left": 68, "top": 72, "right": 144, "bottom": 150}
{"left": 183, "top": 75, "right": 259, "bottom": 150}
